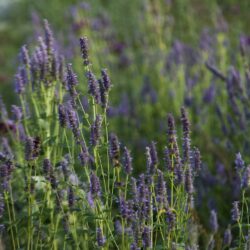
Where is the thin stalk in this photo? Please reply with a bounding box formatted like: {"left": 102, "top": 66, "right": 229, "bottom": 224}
{"left": 9, "top": 187, "right": 20, "bottom": 249}
{"left": 35, "top": 191, "right": 48, "bottom": 250}
{"left": 77, "top": 96, "right": 91, "bottom": 126}
{"left": 104, "top": 112, "right": 111, "bottom": 206}
{"left": 19, "top": 95, "right": 30, "bottom": 136}
{"left": 27, "top": 165, "right": 33, "bottom": 250}
{"left": 4, "top": 191, "right": 16, "bottom": 250}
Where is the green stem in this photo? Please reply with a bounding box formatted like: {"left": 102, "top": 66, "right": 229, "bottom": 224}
{"left": 9, "top": 188, "right": 20, "bottom": 249}
{"left": 4, "top": 191, "right": 16, "bottom": 250}
{"left": 27, "top": 165, "right": 33, "bottom": 250}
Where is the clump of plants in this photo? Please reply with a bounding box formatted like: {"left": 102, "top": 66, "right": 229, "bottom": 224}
{"left": 3, "top": 18, "right": 250, "bottom": 250}
{"left": 0, "top": 20, "right": 206, "bottom": 249}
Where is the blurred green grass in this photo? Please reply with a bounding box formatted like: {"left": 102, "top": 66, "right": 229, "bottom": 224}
{"left": 0, "top": 0, "right": 249, "bottom": 104}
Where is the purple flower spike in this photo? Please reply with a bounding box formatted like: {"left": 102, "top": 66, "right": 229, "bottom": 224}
{"left": 87, "top": 192, "right": 94, "bottom": 208}
{"left": 66, "top": 108, "right": 81, "bottom": 144}
{"left": 90, "top": 172, "right": 101, "bottom": 197}
{"left": 66, "top": 64, "right": 78, "bottom": 100}
{"left": 43, "top": 158, "right": 57, "bottom": 188}
{"left": 58, "top": 104, "right": 67, "bottom": 127}
{"left": 150, "top": 141, "right": 158, "bottom": 167}
{"left": 79, "top": 141, "right": 90, "bottom": 166}
{"left": 0, "top": 159, "right": 11, "bottom": 191}
{"left": 166, "top": 208, "right": 176, "bottom": 230}
{"left": 109, "top": 133, "right": 120, "bottom": 166}
{"left": 181, "top": 107, "right": 191, "bottom": 164}
{"left": 131, "top": 177, "right": 138, "bottom": 204}
{"left": 59, "top": 55, "right": 65, "bottom": 85}
{"left": 86, "top": 70, "right": 100, "bottom": 104}
{"left": 137, "top": 174, "right": 146, "bottom": 203}
{"left": 156, "top": 170, "right": 168, "bottom": 207}
{"left": 90, "top": 115, "right": 102, "bottom": 146}
{"left": 142, "top": 226, "right": 152, "bottom": 249}
{"left": 101, "top": 69, "right": 111, "bottom": 91}
{"left": 11, "top": 105, "right": 22, "bottom": 122}
{"left": 119, "top": 195, "right": 129, "bottom": 219}
{"left": 185, "top": 167, "right": 194, "bottom": 194}
{"left": 32, "top": 136, "right": 41, "bottom": 158}
{"left": 79, "top": 37, "right": 89, "bottom": 66}
{"left": 223, "top": 227, "right": 232, "bottom": 247}
{"left": 174, "top": 163, "right": 184, "bottom": 185}
{"left": 25, "top": 137, "right": 34, "bottom": 161}
{"left": 0, "top": 164, "right": 8, "bottom": 179}
{"left": 30, "top": 52, "right": 39, "bottom": 84}
{"left": 193, "top": 147, "right": 201, "bottom": 172}
{"left": 96, "top": 227, "right": 106, "bottom": 247}
{"left": 44, "top": 19, "right": 54, "bottom": 55}
{"left": 123, "top": 146, "right": 133, "bottom": 175}
{"left": 130, "top": 242, "right": 139, "bottom": 250}
{"left": 99, "top": 79, "right": 108, "bottom": 109}
{"left": 19, "top": 67, "right": 28, "bottom": 86}
{"left": 209, "top": 210, "right": 218, "bottom": 233}
{"left": 146, "top": 142, "right": 158, "bottom": 175}
{"left": 235, "top": 152, "right": 245, "bottom": 173}
{"left": 164, "top": 146, "right": 171, "bottom": 172}
{"left": 0, "top": 194, "right": 4, "bottom": 218}
{"left": 114, "top": 220, "right": 122, "bottom": 235}
{"left": 38, "top": 36, "right": 48, "bottom": 70}
{"left": 66, "top": 63, "right": 78, "bottom": 87}
{"left": 15, "top": 72, "right": 25, "bottom": 95}
{"left": 241, "top": 165, "right": 250, "bottom": 189}
{"left": 231, "top": 201, "right": 240, "bottom": 222}
{"left": 60, "top": 155, "right": 70, "bottom": 180}
{"left": 146, "top": 147, "right": 152, "bottom": 174}
{"left": 20, "top": 45, "right": 30, "bottom": 67}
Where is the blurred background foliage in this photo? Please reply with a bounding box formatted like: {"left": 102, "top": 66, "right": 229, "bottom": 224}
{"left": 1, "top": 0, "right": 249, "bottom": 89}
{"left": 1, "top": 0, "right": 250, "bottom": 233}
